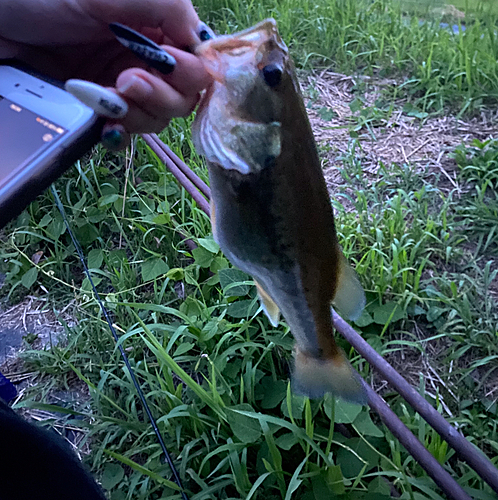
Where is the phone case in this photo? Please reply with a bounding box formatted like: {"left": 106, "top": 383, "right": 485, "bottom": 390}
{"left": 0, "top": 60, "right": 106, "bottom": 229}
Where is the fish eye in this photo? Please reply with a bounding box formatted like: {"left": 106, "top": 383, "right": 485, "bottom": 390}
{"left": 261, "top": 63, "right": 282, "bottom": 87}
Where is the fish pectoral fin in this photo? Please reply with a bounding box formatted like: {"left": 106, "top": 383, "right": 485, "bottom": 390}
{"left": 332, "top": 254, "right": 366, "bottom": 322}
{"left": 255, "top": 280, "right": 281, "bottom": 327}
{"left": 292, "top": 347, "right": 367, "bottom": 404}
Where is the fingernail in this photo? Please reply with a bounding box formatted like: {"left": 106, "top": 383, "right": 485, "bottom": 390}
{"left": 117, "top": 74, "right": 153, "bottom": 96}
{"left": 102, "top": 128, "right": 124, "bottom": 149}
{"left": 198, "top": 22, "right": 215, "bottom": 42}
{"left": 109, "top": 22, "right": 176, "bottom": 75}
{"left": 65, "top": 80, "right": 128, "bottom": 118}
{"left": 101, "top": 125, "right": 129, "bottom": 150}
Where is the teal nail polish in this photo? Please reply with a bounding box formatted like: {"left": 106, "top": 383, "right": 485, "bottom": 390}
{"left": 198, "top": 22, "right": 215, "bottom": 41}
{"left": 102, "top": 129, "right": 123, "bottom": 148}
{"left": 199, "top": 29, "right": 211, "bottom": 41}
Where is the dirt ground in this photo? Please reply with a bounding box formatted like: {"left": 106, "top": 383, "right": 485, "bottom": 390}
{"left": 302, "top": 69, "right": 498, "bottom": 406}
{"left": 0, "top": 284, "right": 68, "bottom": 368}
{"left": 0, "top": 274, "right": 77, "bottom": 412}
{"left": 303, "top": 70, "right": 498, "bottom": 190}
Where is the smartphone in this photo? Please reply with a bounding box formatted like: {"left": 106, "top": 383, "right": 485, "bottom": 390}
{"left": 0, "top": 64, "right": 104, "bottom": 229}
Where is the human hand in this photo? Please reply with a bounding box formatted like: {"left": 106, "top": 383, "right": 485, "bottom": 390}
{"left": 0, "top": 0, "right": 213, "bottom": 144}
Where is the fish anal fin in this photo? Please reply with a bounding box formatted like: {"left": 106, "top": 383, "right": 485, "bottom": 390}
{"left": 210, "top": 199, "right": 218, "bottom": 242}
{"left": 332, "top": 254, "right": 366, "bottom": 321}
{"left": 255, "top": 280, "right": 280, "bottom": 327}
{"left": 292, "top": 347, "right": 367, "bottom": 404}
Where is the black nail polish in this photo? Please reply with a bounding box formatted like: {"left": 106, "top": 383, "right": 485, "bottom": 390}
{"left": 124, "top": 43, "right": 175, "bottom": 75}
{"left": 109, "top": 22, "right": 176, "bottom": 75}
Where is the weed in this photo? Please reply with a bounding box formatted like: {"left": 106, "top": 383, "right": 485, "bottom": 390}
{"left": 196, "top": 0, "right": 498, "bottom": 115}
{"left": 1, "top": 1, "right": 498, "bottom": 499}
{"left": 454, "top": 138, "right": 498, "bottom": 190}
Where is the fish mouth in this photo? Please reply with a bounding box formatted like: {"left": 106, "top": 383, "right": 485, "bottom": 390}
{"left": 195, "top": 18, "right": 288, "bottom": 83}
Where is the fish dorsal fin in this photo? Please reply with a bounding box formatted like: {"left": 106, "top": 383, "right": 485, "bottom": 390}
{"left": 332, "top": 254, "right": 366, "bottom": 321}
{"left": 255, "top": 280, "right": 281, "bottom": 327}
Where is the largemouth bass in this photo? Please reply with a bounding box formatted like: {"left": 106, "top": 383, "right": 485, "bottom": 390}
{"left": 192, "top": 19, "right": 367, "bottom": 404}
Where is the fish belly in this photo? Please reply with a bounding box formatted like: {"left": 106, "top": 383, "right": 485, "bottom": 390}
{"left": 208, "top": 164, "right": 321, "bottom": 355}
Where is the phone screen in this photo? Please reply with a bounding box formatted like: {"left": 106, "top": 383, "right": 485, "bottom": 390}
{"left": 0, "top": 94, "right": 67, "bottom": 179}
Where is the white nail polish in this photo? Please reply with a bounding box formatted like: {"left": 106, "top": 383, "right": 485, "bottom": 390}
{"left": 65, "top": 80, "right": 128, "bottom": 119}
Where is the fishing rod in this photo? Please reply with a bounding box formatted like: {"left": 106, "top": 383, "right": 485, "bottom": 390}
{"left": 51, "top": 185, "right": 189, "bottom": 500}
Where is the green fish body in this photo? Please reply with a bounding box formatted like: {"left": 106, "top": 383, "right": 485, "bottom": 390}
{"left": 193, "top": 19, "right": 367, "bottom": 404}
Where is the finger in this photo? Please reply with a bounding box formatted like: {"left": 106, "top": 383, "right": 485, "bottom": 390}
{"left": 116, "top": 68, "right": 202, "bottom": 122}
{"left": 139, "top": 22, "right": 215, "bottom": 47}
{"left": 118, "top": 102, "right": 172, "bottom": 134}
{"left": 106, "top": 26, "right": 212, "bottom": 87}
{"left": 80, "top": 0, "right": 203, "bottom": 48}
{"left": 114, "top": 75, "right": 177, "bottom": 133}
{"left": 65, "top": 79, "right": 129, "bottom": 119}
{"left": 65, "top": 76, "right": 184, "bottom": 134}
{"left": 157, "top": 46, "right": 213, "bottom": 94}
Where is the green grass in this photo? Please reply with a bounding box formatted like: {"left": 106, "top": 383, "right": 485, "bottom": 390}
{"left": 196, "top": 0, "right": 498, "bottom": 115}
{"left": 1, "top": 1, "right": 498, "bottom": 499}
{"left": 409, "top": 0, "right": 498, "bottom": 16}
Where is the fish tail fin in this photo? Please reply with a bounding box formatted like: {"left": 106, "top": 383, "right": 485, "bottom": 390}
{"left": 292, "top": 347, "right": 367, "bottom": 404}
{"left": 332, "top": 254, "right": 366, "bottom": 321}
